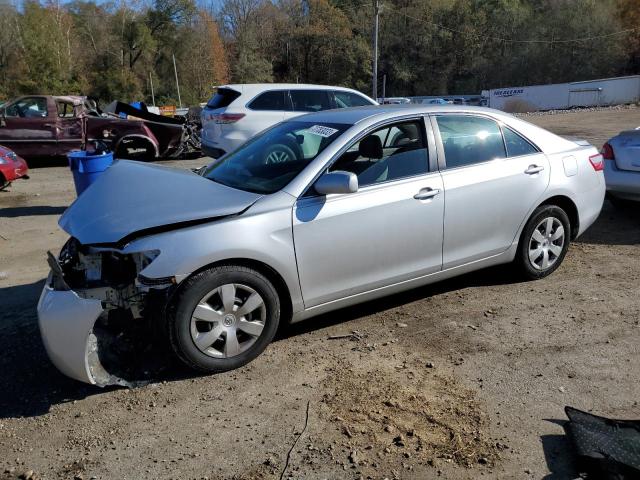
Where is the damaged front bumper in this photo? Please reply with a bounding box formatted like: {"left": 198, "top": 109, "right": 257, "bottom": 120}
{"left": 37, "top": 239, "right": 174, "bottom": 387}
{"left": 38, "top": 277, "right": 108, "bottom": 385}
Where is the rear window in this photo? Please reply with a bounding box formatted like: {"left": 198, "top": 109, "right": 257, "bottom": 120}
{"left": 333, "top": 91, "right": 374, "bottom": 108}
{"left": 503, "top": 127, "right": 539, "bottom": 157}
{"left": 206, "top": 88, "right": 241, "bottom": 109}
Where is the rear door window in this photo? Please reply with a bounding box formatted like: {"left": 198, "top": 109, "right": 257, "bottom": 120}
{"left": 503, "top": 127, "right": 539, "bottom": 157}
{"left": 289, "top": 90, "right": 331, "bottom": 112}
{"left": 56, "top": 101, "right": 76, "bottom": 118}
{"left": 333, "top": 91, "right": 373, "bottom": 108}
{"left": 206, "top": 88, "right": 241, "bottom": 109}
{"left": 248, "top": 91, "right": 287, "bottom": 111}
{"left": 436, "top": 115, "right": 506, "bottom": 169}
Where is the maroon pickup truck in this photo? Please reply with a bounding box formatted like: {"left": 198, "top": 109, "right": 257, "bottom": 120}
{"left": 0, "top": 95, "right": 195, "bottom": 160}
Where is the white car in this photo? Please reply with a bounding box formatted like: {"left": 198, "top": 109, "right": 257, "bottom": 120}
{"left": 201, "top": 84, "right": 377, "bottom": 159}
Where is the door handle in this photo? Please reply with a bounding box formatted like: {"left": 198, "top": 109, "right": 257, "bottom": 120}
{"left": 525, "top": 164, "right": 544, "bottom": 175}
{"left": 414, "top": 188, "right": 441, "bottom": 200}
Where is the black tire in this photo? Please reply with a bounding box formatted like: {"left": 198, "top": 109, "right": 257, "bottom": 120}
{"left": 0, "top": 173, "right": 9, "bottom": 191}
{"left": 167, "top": 265, "right": 280, "bottom": 373}
{"left": 516, "top": 204, "right": 571, "bottom": 280}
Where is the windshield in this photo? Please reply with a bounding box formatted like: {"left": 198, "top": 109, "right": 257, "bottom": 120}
{"left": 203, "top": 121, "right": 351, "bottom": 194}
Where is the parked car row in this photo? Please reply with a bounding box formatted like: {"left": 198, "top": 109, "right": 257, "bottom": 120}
{"left": 38, "top": 104, "right": 606, "bottom": 386}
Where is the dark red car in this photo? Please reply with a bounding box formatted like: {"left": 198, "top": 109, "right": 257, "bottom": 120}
{"left": 0, "top": 144, "right": 28, "bottom": 190}
{"left": 0, "top": 96, "right": 194, "bottom": 160}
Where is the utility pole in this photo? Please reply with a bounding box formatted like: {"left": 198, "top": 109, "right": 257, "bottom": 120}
{"left": 372, "top": 0, "right": 380, "bottom": 100}
{"left": 172, "top": 53, "right": 182, "bottom": 108}
{"left": 149, "top": 72, "right": 155, "bottom": 106}
{"left": 382, "top": 74, "right": 386, "bottom": 102}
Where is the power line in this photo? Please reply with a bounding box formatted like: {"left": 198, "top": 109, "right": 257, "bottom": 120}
{"left": 385, "top": 8, "right": 640, "bottom": 44}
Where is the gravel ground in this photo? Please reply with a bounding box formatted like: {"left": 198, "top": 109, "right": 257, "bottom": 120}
{"left": 0, "top": 108, "right": 639, "bottom": 480}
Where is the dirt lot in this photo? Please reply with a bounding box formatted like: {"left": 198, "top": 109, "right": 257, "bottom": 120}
{"left": 1, "top": 108, "right": 639, "bottom": 480}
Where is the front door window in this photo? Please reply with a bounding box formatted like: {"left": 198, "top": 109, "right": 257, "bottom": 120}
{"left": 4, "top": 97, "right": 48, "bottom": 118}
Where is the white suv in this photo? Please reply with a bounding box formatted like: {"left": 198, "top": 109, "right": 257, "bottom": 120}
{"left": 200, "top": 84, "right": 377, "bottom": 159}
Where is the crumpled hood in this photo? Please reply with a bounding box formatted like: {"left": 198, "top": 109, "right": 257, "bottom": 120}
{"left": 59, "top": 160, "right": 262, "bottom": 245}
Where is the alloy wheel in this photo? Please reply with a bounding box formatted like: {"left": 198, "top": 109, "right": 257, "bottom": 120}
{"left": 528, "top": 217, "right": 565, "bottom": 270}
{"left": 265, "top": 149, "right": 291, "bottom": 164}
{"left": 190, "top": 283, "right": 266, "bottom": 358}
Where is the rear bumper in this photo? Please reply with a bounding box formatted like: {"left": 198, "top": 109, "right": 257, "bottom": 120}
{"left": 604, "top": 159, "right": 640, "bottom": 201}
{"left": 201, "top": 124, "right": 249, "bottom": 158}
{"left": 37, "top": 274, "right": 104, "bottom": 385}
{"left": 574, "top": 173, "right": 606, "bottom": 238}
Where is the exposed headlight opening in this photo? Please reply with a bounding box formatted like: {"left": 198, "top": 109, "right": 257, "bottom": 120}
{"left": 137, "top": 274, "right": 176, "bottom": 287}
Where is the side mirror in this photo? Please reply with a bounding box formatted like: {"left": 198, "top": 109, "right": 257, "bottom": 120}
{"left": 314, "top": 171, "right": 358, "bottom": 195}
{"left": 0, "top": 110, "right": 5, "bottom": 127}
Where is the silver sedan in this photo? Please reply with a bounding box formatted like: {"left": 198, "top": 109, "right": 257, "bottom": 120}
{"left": 602, "top": 127, "right": 640, "bottom": 205}
{"left": 38, "top": 105, "right": 605, "bottom": 386}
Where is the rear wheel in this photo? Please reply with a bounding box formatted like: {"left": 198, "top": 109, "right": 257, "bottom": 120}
{"left": 516, "top": 205, "right": 571, "bottom": 280}
{"left": 167, "top": 265, "right": 280, "bottom": 373}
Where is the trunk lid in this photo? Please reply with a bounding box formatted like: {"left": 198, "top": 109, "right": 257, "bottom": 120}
{"left": 611, "top": 129, "right": 640, "bottom": 172}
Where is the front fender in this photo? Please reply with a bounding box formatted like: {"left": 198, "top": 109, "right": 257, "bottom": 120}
{"left": 122, "top": 200, "right": 304, "bottom": 314}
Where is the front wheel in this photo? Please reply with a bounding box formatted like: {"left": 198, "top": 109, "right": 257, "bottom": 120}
{"left": 516, "top": 205, "right": 571, "bottom": 280}
{"left": 167, "top": 265, "right": 280, "bottom": 373}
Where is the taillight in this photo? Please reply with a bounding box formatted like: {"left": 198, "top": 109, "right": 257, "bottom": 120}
{"left": 589, "top": 153, "right": 604, "bottom": 171}
{"left": 601, "top": 142, "right": 615, "bottom": 161}
{"left": 211, "top": 113, "right": 245, "bottom": 124}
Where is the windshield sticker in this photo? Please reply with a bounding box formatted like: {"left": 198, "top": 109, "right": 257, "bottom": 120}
{"left": 307, "top": 125, "right": 339, "bottom": 138}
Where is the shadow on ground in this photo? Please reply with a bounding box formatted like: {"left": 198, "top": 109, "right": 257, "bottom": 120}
{"left": 576, "top": 200, "right": 640, "bottom": 246}
{"left": 0, "top": 264, "right": 517, "bottom": 419}
{"left": 0, "top": 279, "right": 98, "bottom": 418}
{"left": 0, "top": 206, "right": 67, "bottom": 217}
{"left": 541, "top": 427, "right": 578, "bottom": 480}
{"left": 0, "top": 279, "right": 196, "bottom": 419}
{"left": 280, "top": 263, "right": 518, "bottom": 340}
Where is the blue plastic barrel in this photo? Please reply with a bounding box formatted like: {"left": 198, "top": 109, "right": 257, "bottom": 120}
{"left": 67, "top": 151, "right": 114, "bottom": 196}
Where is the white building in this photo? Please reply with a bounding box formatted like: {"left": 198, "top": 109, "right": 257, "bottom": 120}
{"left": 482, "top": 75, "right": 640, "bottom": 112}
